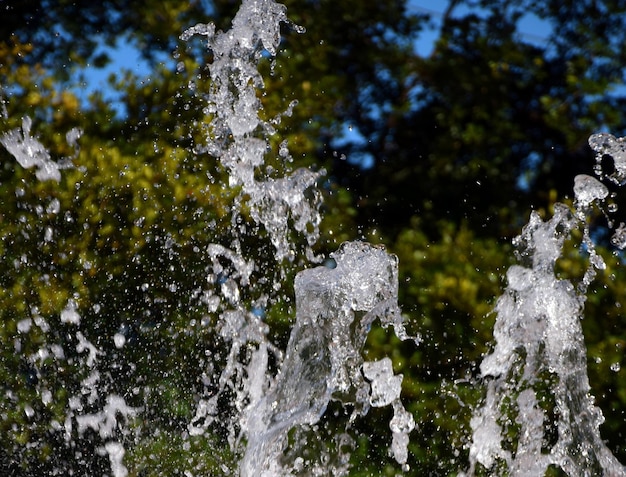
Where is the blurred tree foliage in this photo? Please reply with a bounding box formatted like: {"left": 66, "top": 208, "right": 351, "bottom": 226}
{"left": 1, "top": 0, "right": 626, "bottom": 475}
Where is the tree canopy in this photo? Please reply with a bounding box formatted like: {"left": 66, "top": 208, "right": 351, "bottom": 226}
{"left": 1, "top": 1, "right": 626, "bottom": 475}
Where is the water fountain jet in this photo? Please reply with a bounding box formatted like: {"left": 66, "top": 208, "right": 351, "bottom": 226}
{"left": 1, "top": 0, "right": 625, "bottom": 475}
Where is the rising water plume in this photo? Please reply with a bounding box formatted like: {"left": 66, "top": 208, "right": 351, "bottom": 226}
{"left": 239, "top": 241, "right": 415, "bottom": 475}
{"left": 463, "top": 135, "right": 626, "bottom": 476}
{"left": 180, "top": 1, "right": 416, "bottom": 473}
{"left": 1, "top": 0, "right": 626, "bottom": 476}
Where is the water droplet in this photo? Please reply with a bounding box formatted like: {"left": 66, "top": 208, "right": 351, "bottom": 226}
{"left": 114, "top": 333, "right": 126, "bottom": 349}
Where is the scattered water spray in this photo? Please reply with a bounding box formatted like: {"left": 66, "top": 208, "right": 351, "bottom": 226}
{"left": 180, "top": 2, "right": 416, "bottom": 473}
{"left": 240, "top": 242, "right": 415, "bottom": 475}
{"left": 463, "top": 135, "right": 626, "bottom": 476}
{"left": 181, "top": 0, "right": 322, "bottom": 265}
{"left": 2, "top": 0, "right": 626, "bottom": 475}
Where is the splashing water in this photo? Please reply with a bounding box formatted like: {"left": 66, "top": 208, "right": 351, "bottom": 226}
{"left": 462, "top": 136, "right": 626, "bottom": 476}
{"left": 180, "top": 8, "right": 418, "bottom": 473}
{"left": 181, "top": 1, "right": 416, "bottom": 474}
{"left": 1, "top": 116, "right": 81, "bottom": 182}
{"left": 181, "top": 0, "right": 322, "bottom": 265}
{"left": 2, "top": 0, "right": 626, "bottom": 475}
{"left": 240, "top": 242, "right": 415, "bottom": 475}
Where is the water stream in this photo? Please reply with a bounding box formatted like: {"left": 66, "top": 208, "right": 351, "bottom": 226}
{"left": 2, "top": 0, "right": 626, "bottom": 475}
